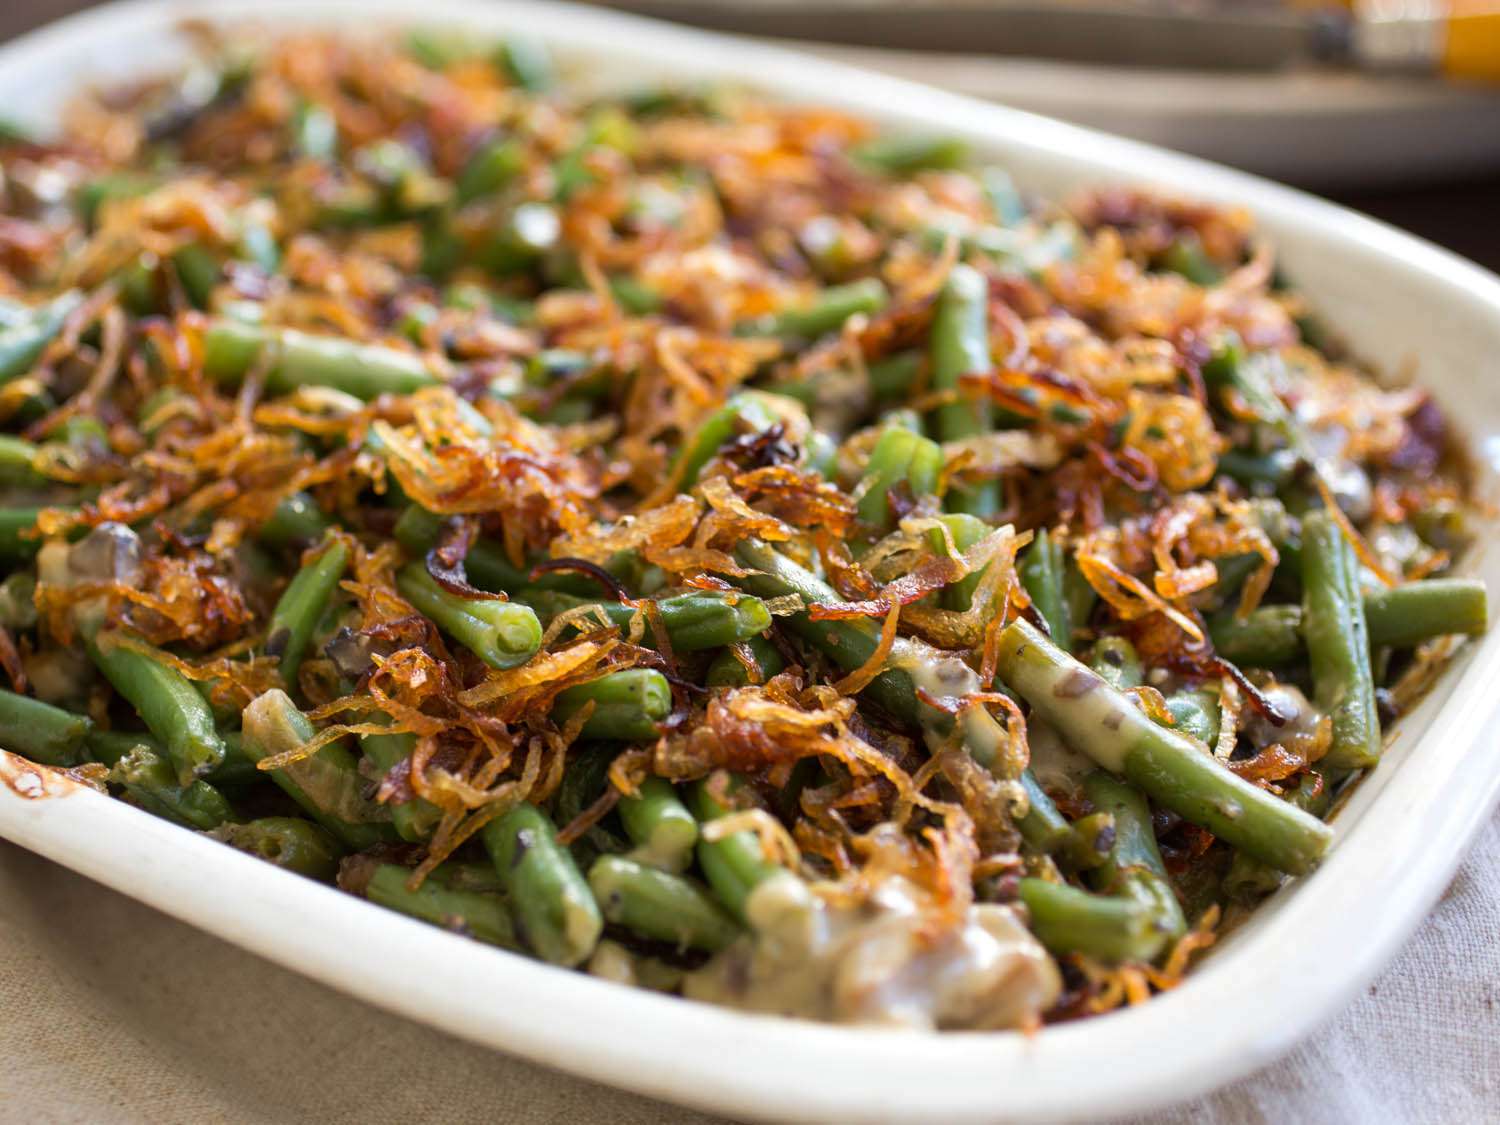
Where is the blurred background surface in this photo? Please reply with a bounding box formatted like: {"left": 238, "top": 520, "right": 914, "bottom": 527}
{"left": 3, "top": 0, "right": 1498, "bottom": 270}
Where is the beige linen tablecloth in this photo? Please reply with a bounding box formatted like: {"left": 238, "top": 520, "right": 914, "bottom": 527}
{"left": 2, "top": 810, "right": 1496, "bottom": 1124}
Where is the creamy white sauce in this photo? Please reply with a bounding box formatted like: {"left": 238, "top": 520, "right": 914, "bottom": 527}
{"left": 685, "top": 873, "right": 1060, "bottom": 1030}
{"left": 40, "top": 524, "right": 144, "bottom": 637}
{"left": 587, "top": 938, "right": 684, "bottom": 993}
{"left": 1243, "top": 682, "right": 1321, "bottom": 749}
{"left": 588, "top": 939, "right": 639, "bottom": 986}
{"left": 23, "top": 647, "right": 92, "bottom": 707}
{"left": 1007, "top": 653, "right": 1136, "bottom": 773}
{"left": 1027, "top": 719, "right": 1096, "bottom": 796}
{"left": 892, "top": 639, "right": 981, "bottom": 704}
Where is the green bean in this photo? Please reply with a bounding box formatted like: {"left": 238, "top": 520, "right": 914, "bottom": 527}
{"left": 0, "top": 572, "right": 36, "bottom": 629}
{"left": 240, "top": 688, "right": 397, "bottom": 850}
{"left": 1262, "top": 504, "right": 1303, "bottom": 559}
{"left": 1212, "top": 579, "right": 1488, "bottom": 669}
{"left": 588, "top": 855, "right": 741, "bottom": 952}
{"left": 1159, "top": 234, "right": 1222, "bottom": 286}
{"left": 0, "top": 688, "right": 93, "bottom": 766}
{"left": 982, "top": 168, "right": 1027, "bottom": 226}
{"left": 737, "top": 278, "right": 888, "bottom": 340}
{"left": 404, "top": 28, "right": 468, "bottom": 69}
{"left": 395, "top": 300, "right": 440, "bottom": 345}
{"left": 1202, "top": 333, "right": 1307, "bottom": 455}
{"left": 551, "top": 124, "right": 613, "bottom": 201}
{"left": 55, "top": 415, "right": 108, "bottom": 452}
{"left": 619, "top": 776, "right": 697, "bottom": 873}
{"left": 551, "top": 744, "right": 624, "bottom": 864}
{"left": 5, "top": 383, "right": 55, "bottom": 427}
{"left": 0, "top": 291, "right": 83, "bottom": 384}
{"left": 994, "top": 618, "right": 1332, "bottom": 875}
{"left": 212, "top": 816, "right": 342, "bottom": 880}
{"left": 1016, "top": 767, "right": 1077, "bottom": 856}
{"left": 172, "top": 244, "right": 219, "bottom": 308}
{"left": 444, "top": 283, "right": 532, "bottom": 325}
{"left": 257, "top": 491, "right": 330, "bottom": 548}
{"left": 1089, "top": 635, "right": 1142, "bottom": 691}
{"left": 731, "top": 539, "right": 1002, "bottom": 749}
{"left": 800, "top": 214, "right": 867, "bottom": 278}
{"left": 868, "top": 350, "right": 924, "bottom": 400}
{"left": 617, "top": 84, "right": 724, "bottom": 118}
{"left": 479, "top": 202, "right": 559, "bottom": 276}
{"left": 1216, "top": 447, "right": 1298, "bottom": 489}
{"left": 313, "top": 179, "right": 385, "bottom": 228}
{"left": 1064, "top": 560, "right": 1098, "bottom": 637}
{"left": 117, "top": 257, "right": 160, "bottom": 315}
{"left": 267, "top": 536, "right": 350, "bottom": 688}
{"left": 109, "top": 742, "right": 235, "bottom": 830}
{"left": 204, "top": 731, "right": 260, "bottom": 789}
{"left": 396, "top": 563, "right": 542, "bottom": 670}
{"left": 393, "top": 505, "right": 606, "bottom": 597}
{"left": 539, "top": 398, "right": 590, "bottom": 425}
{"left": 705, "top": 635, "right": 787, "bottom": 688}
{"left": 853, "top": 135, "right": 968, "bottom": 174}
{"left": 1411, "top": 503, "right": 1472, "bottom": 555}
{"left": 1018, "top": 877, "right": 1164, "bottom": 964}
{"left": 673, "top": 390, "right": 806, "bottom": 490}
{"left": 1020, "top": 528, "right": 1072, "bottom": 651}
{"left": 133, "top": 385, "right": 182, "bottom": 434}
{"left": 496, "top": 37, "right": 554, "bottom": 91}
{"left": 1209, "top": 604, "right": 1304, "bottom": 668}
{"left": 1004, "top": 220, "right": 1081, "bottom": 276}
{"left": 394, "top": 506, "right": 525, "bottom": 592}
{"left": 0, "top": 298, "right": 24, "bottom": 326}
{"left": 1083, "top": 771, "right": 1186, "bottom": 959}
{"left": 359, "top": 729, "right": 442, "bottom": 843}
{"left": 292, "top": 99, "right": 338, "bottom": 161}
{"left": 85, "top": 723, "right": 181, "bottom": 775}
{"left": 357, "top": 139, "right": 450, "bottom": 218}
{"left": 551, "top": 669, "right": 672, "bottom": 742}
{"left": 88, "top": 630, "right": 226, "bottom": 784}
{"left": 238, "top": 219, "right": 280, "bottom": 274}
{"left": 1222, "top": 772, "right": 1338, "bottom": 901}
{"left": 857, "top": 424, "right": 943, "bottom": 533}
{"left": 930, "top": 511, "right": 988, "bottom": 611}
{"left": 1164, "top": 689, "right": 1220, "bottom": 746}
{"left": 0, "top": 435, "right": 39, "bottom": 484}
{"left": 83, "top": 728, "right": 153, "bottom": 768}
{"left": 803, "top": 429, "right": 840, "bottom": 480}
{"left": 77, "top": 174, "right": 155, "bottom": 227}
{"left": 1062, "top": 811, "right": 1119, "bottom": 872}
{"left": 457, "top": 138, "right": 525, "bottom": 203}
{"left": 929, "top": 264, "right": 997, "bottom": 516}
{"left": 481, "top": 802, "right": 601, "bottom": 966}
{"left": 416, "top": 218, "right": 458, "bottom": 281}
{"left": 202, "top": 318, "right": 439, "bottom": 399}
{"left": 1301, "top": 510, "right": 1381, "bottom": 770}
{"left": 1361, "top": 578, "right": 1488, "bottom": 649}
{"left": 607, "top": 274, "right": 662, "bottom": 316}
{"left": 690, "top": 780, "right": 787, "bottom": 924}
{"left": 522, "top": 589, "right": 771, "bottom": 652}
{"left": 729, "top": 540, "right": 913, "bottom": 717}
{"left": 358, "top": 860, "right": 521, "bottom": 949}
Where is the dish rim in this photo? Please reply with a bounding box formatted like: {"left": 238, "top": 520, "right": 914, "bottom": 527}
{"left": 1, "top": 2, "right": 1499, "bottom": 1122}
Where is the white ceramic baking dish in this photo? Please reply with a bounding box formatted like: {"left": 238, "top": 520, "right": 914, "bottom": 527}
{"left": 2, "top": 2, "right": 1499, "bottom": 1121}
